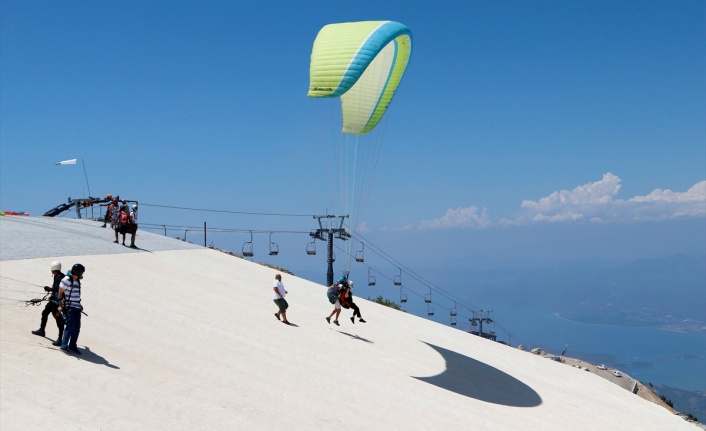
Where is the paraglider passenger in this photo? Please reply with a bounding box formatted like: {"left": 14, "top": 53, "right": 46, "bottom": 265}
{"left": 272, "top": 274, "right": 290, "bottom": 324}
{"left": 31, "top": 261, "right": 65, "bottom": 346}
{"left": 340, "top": 280, "right": 366, "bottom": 324}
{"left": 59, "top": 264, "right": 85, "bottom": 354}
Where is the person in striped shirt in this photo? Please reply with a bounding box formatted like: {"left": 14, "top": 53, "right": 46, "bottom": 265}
{"left": 59, "top": 263, "right": 85, "bottom": 354}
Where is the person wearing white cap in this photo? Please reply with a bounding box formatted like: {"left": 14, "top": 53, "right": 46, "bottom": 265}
{"left": 31, "top": 261, "right": 65, "bottom": 345}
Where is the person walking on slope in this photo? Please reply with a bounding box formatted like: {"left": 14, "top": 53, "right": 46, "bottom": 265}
{"left": 115, "top": 203, "right": 134, "bottom": 247}
{"left": 101, "top": 195, "right": 112, "bottom": 228}
{"left": 112, "top": 198, "right": 121, "bottom": 243}
{"left": 273, "top": 274, "right": 290, "bottom": 324}
{"left": 31, "top": 261, "right": 65, "bottom": 346}
{"left": 124, "top": 203, "right": 139, "bottom": 248}
{"left": 59, "top": 264, "right": 85, "bottom": 355}
{"left": 340, "top": 280, "right": 366, "bottom": 324}
{"left": 325, "top": 281, "right": 344, "bottom": 326}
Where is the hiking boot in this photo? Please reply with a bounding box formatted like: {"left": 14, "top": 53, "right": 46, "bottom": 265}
{"left": 113, "top": 240, "right": 118, "bottom": 244}
{"left": 52, "top": 339, "right": 61, "bottom": 346}
{"left": 130, "top": 244, "right": 137, "bottom": 249}
{"left": 274, "top": 313, "right": 281, "bottom": 321}
{"left": 68, "top": 347, "right": 81, "bottom": 355}
{"left": 31, "top": 329, "right": 45, "bottom": 337}
{"left": 350, "top": 316, "right": 355, "bottom": 324}
{"left": 325, "top": 316, "right": 331, "bottom": 324}
{"left": 333, "top": 320, "right": 340, "bottom": 326}
{"left": 359, "top": 318, "right": 367, "bottom": 323}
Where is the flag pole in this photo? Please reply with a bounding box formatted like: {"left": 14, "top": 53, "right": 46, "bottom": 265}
{"left": 81, "top": 158, "right": 92, "bottom": 198}
{"left": 81, "top": 158, "right": 93, "bottom": 219}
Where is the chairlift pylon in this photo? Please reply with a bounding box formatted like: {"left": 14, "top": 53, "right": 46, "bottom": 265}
{"left": 268, "top": 232, "right": 279, "bottom": 256}
{"left": 242, "top": 231, "right": 254, "bottom": 257}
{"left": 355, "top": 242, "right": 365, "bottom": 263}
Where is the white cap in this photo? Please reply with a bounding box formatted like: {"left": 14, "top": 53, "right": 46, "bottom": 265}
{"left": 50, "top": 261, "right": 61, "bottom": 271}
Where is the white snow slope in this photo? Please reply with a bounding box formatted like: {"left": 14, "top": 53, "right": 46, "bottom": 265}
{"left": 0, "top": 217, "right": 696, "bottom": 430}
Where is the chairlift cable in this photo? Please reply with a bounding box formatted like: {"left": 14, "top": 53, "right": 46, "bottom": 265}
{"left": 140, "top": 203, "right": 315, "bottom": 218}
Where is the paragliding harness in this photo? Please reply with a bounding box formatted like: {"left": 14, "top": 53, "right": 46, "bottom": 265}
{"left": 119, "top": 209, "right": 130, "bottom": 225}
{"left": 327, "top": 274, "right": 350, "bottom": 304}
{"left": 327, "top": 285, "right": 340, "bottom": 304}
{"left": 338, "top": 286, "right": 352, "bottom": 309}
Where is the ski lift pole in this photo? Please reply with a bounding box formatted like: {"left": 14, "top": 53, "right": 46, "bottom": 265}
{"left": 327, "top": 230, "right": 334, "bottom": 286}
{"left": 203, "top": 221, "right": 207, "bottom": 247}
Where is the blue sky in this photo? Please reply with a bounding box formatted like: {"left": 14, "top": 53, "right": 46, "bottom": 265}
{"left": 2, "top": 0, "right": 705, "bottom": 279}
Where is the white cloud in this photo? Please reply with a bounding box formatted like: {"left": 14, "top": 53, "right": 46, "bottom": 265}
{"left": 627, "top": 180, "right": 706, "bottom": 219}
{"left": 521, "top": 173, "right": 621, "bottom": 215}
{"left": 520, "top": 173, "right": 706, "bottom": 223}
{"left": 405, "top": 174, "right": 706, "bottom": 230}
{"left": 519, "top": 173, "right": 621, "bottom": 223}
{"left": 411, "top": 206, "right": 491, "bottom": 230}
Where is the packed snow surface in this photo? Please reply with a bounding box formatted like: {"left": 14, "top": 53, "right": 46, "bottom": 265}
{"left": 0, "top": 217, "right": 696, "bottom": 430}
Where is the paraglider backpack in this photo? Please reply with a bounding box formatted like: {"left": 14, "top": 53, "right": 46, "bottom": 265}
{"left": 327, "top": 286, "right": 340, "bottom": 304}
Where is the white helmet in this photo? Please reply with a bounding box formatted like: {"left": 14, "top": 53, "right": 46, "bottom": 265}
{"left": 50, "top": 261, "right": 61, "bottom": 271}
{"left": 348, "top": 280, "right": 354, "bottom": 287}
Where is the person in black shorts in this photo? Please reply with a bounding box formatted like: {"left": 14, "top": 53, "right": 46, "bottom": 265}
{"left": 272, "top": 274, "right": 290, "bottom": 324}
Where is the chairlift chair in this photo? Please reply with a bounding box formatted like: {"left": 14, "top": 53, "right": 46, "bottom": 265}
{"left": 367, "top": 268, "right": 376, "bottom": 286}
{"left": 400, "top": 290, "right": 408, "bottom": 304}
{"left": 305, "top": 240, "right": 316, "bottom": 256}
{"left": 450, "top": 316, "right": 457, "bottom": 326}
{"left": 393, "top": 268, "right": 402, "bottom": 286}
{"left": 242, "top": 231, "right": 254, "bottom": 257}
{"left": 450, "top": 302, "right": 458, "bottom": 317}
{"left": 355, "top": 242, "right": 365, "bottom": 263}
{"left": 427, "top": 304, "right": 435, "bottom": 317}
{"left": 424, "top": 293, "right": 432, "bottom": 304}
{"left": 268, "top": 232, "right": 279, "bottom": 256}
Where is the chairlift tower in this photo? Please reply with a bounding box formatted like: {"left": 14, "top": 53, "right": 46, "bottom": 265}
{"left": 469, "top": 309, "right": 494, "bottom": 340}
{"left": 310, "top": 214, "right": 350, "bottom": 286}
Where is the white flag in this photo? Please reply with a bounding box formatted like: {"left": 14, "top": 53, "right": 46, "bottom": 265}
{"left": 56, "top": 159, "right": 78, "bottom": 166}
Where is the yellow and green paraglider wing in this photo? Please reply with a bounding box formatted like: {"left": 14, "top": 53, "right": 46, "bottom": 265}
{"left": 308, "top": 21, "right": 412, "bottom": 135}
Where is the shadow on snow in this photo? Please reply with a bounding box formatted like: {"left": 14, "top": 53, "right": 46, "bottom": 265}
{"left": 414, "top": 341, "right": 541, "bottom": 407}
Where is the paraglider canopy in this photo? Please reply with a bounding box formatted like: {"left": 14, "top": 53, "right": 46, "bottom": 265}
{"left": 308, "top": 20, "right": 412, "bottom": 134}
